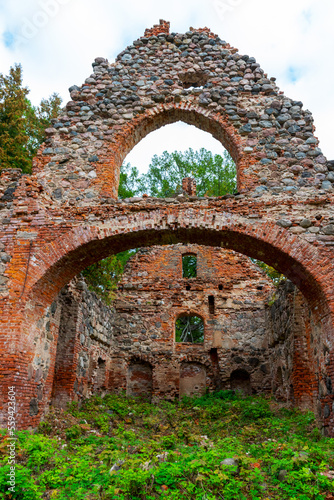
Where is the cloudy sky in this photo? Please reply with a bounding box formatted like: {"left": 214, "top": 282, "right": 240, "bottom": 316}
{"left": 1, "top": 0, "right": 333, "bottom": 171}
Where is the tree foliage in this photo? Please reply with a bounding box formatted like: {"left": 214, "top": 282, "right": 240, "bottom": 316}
{"left": 117, "top": 163, "right": 140, "bottom": 199}
{"left": 121, "top": 148, "right": 237, "bottom": 198}
{"left": 82, "top": 250, "right": 135, "bottom": 305}
{"left": 175, "top": 315, "right": 204, "bottom": 343}
{"left": 28, "top": 93, "right": 62, "bottom": 155}
{"left": 182, "top": 255, "right": 197, "bottom": 278}
{"left": 0, "top": 63, "right": 62, "bottom": 173}
{"left": 252, "top": 259, "right": 285, "bottom": 286}
{"left": 0, "top": 64, "right": 31, "bottom": 172}
{"left": 145, "top": 148, "right": 237, "bottom": 197}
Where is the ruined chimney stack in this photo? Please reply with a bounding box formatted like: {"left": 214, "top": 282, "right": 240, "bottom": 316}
{"left": 182, "top": 177, "right": 197, "bottom": 196}
{"left": 144, "top": 20, "right": 170, "bottom": 38}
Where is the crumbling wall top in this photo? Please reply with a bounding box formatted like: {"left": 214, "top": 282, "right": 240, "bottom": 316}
{"left": 144, "top": 19, "right": 170, "bottom": 38}
{"left": 26, "top": 20, "right": 330, "bottom": 209}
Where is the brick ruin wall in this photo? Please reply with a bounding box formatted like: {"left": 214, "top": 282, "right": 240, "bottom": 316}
{"left": 23, "top": 278, "right": 115, "bottom": 416}
{"left": 1, "top": 21, "right": 334, "bottom": 433}
{"left": 110, "top": 245, "right": 275, "bottom": 400}
{"left": 34, "top": 244, "right": 326, "bottom": 421}
{"left": 31, "top": 244, "right": 292, "bottom": 413}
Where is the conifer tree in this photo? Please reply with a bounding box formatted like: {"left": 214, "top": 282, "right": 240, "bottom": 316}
{"left": 0, "top": 64, "right": 31, "bottom": 172}
{"left": 0, "top": 63, "right": 62, "bottom": 173}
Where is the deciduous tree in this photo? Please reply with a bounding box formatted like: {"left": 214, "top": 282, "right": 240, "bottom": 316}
{"left": 138, "top": 148, "right": 237, "bottom": 197}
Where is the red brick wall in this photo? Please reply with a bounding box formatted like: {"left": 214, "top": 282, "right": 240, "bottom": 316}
{"left": 42, "top": 246, "right": 323, "bottom": 417}
{"left": 109, "top": 245, "right": 275, "bottom": 398}
{"left": 35, "top": 245, "right": 275, "bottom": 407}
{"left": 144, "top": 20, "right": 170, "bottom": 38}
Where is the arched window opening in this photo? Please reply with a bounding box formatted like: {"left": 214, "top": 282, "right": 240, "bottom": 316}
{"left": 121, "top": 123, "right": 237, "bottom": 198}
{"left": 125, "top": 122, "right": 228, "bottom": 174}
{"left": 175, "top": 314, "right": 204, "bottom": 343}
{"left": 127, "top": 361, "right": 153, "bottom": 400}
{"left": 230, "top": 369, "right": 251, "bottom": 395}
{"left": 182, "top": 254, "right": 197, "bottom": 278}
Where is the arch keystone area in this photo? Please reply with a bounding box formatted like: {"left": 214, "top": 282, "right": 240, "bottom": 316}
{"left": 1, "top": 21, "right": 334, "bottom": 433}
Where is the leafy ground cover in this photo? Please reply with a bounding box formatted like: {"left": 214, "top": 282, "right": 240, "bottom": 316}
{"left": 0, "top": 391, "right": 333, "bottom": 499}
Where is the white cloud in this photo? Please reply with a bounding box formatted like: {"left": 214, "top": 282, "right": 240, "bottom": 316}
{"left": 125, "top": 123, "right": 226, "bottom": 173}
{"left": 1, "top": 0, "right": 333, "bottom": 164}
{"left": 207, "top": 0, "right": 334, "bottom": 157}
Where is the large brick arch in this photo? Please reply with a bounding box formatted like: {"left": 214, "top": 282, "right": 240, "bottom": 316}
{"left": 96, "top": 104, "right": 244, "bottom": 196}
{"left": 1, "top": 21, "right": 334, "bottom": 432}
{"left": 21, "top": 214, "right": 333, "bottom": 319}
{"left": 0, "top": 209, "right": 332, "bottom": 430}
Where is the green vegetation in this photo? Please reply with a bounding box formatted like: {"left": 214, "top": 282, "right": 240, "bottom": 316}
{"left": 130, "top": 148, "right": 237, "bottom": 198}
{"left": 1, "top": 392, "right": 333, "bottom": 499}
{"left": 175, "top": 315, "right": 204, "bottom": 343}
{"left": 118, "top": 149, "right": 237, "bottom": 199}
{"left": 0, "top": 64, "right": 62, "bottom": 173}
{"left": 82, "top": 250, "right": 135, "bottom": 305}
{"left": 182, "top": 255, "right": 197, "bottom": 279}
{"left": 252, "top": 260, "right": 285, "bottom": 287}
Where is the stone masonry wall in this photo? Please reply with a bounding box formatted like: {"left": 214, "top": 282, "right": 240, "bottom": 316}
{"left": 31, "top": 278, "right": 115, "bottom": 412}
{"left": 268, "top": 281, "right": 325, "bottom": 423}
{"left": 13, "top": 276, "right": 116, "bottom": 419}
{"left": 31, "top": 20, "right": 332, "bottom": 203}
{"left": 0, "top": 169, "right": 22, "bottom": 297}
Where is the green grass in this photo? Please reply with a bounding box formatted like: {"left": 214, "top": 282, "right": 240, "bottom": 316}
{"left": 0, "top": 391, "right": 333, "bottom": 499}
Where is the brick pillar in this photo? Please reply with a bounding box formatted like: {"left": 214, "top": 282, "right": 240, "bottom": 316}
{"left": 182, "top": 177, "right": 197, "bottom": 196}
{"left": 144, "top": 20, "right": 170, "bottom": 38}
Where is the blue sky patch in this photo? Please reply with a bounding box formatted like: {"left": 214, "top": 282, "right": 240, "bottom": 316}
{"left": 3, "top": 30, "right": 15, "bottom": 48}
{"left": 302, "top": 9, "right": 312, "bottom": 26}
{"left": 287, "top": 66, "right": 302, "bottom": 83}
